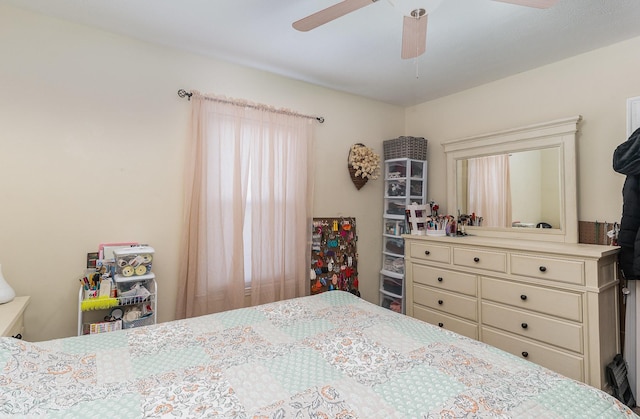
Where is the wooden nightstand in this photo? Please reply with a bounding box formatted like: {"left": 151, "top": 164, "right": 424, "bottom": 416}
{"left": 0, "top": 296, "right": 30, "bottom": 338}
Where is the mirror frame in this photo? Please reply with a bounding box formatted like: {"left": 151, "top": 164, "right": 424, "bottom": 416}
{"left": 442, "top": 116, "right": 581, "bottom": 243}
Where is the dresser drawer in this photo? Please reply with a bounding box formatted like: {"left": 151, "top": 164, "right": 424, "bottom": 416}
{"left": 409, "top": 242, "right": 450, "bottom": 264}
{"left": 453, "top": 247, "right": 506, "bottom": 273}
{"left": 414, "top": 285, "right": 478, "bottom": 321}
{"left": 413, "top": 305, "right": 478, "bottom": 340}
{"left": 412, "top": 264, "right": 477, "bottom": 296}
{"left": 511, "top": 254, "right": 584, "bottom": 285}
{"left": 481, "top": 277, "right": 582, "bottom": 322}
{"left": 481, "top": 302, "right": 583, "bottom": 353}
{"left": 482, "top": 327, "right": 584, "bottom": 382}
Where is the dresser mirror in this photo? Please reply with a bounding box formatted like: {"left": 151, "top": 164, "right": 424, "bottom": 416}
{"left": 442, "top": 116, "right": 581, "bottom": 243}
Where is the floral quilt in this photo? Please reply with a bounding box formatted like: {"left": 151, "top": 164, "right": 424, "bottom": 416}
{"left": 0, "top": 291, "right": 636, "bottom": 418}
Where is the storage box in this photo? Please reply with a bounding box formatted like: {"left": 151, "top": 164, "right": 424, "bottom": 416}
{"left": 384, "top": 220, "right": 405, "bottom": 236}
{"left": 114, "top": 273, "right": 154, "bottom": 300}
{"left": 382, "top": 275, "right": 403, "bottom": 296}
{"left": 88, "top": 320, "right": 122, "bottom": 334}
{"left": 383, "top": 255, "right": 404, "bottom": 275}
{"left": 383, "top": 136, "right": 427, "bottom": 160}
{"left": 113, "top": 246, "right": 154, "bottom": 277}
{"left": 384, "top": 237, "right": 404, "bottom": 255}
{"left": 380, "top": 294, "right": 403, "bottom": 313}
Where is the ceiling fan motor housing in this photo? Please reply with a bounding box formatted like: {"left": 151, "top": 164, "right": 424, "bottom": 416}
{"left": 410, "top": 9, "right": 426, "bottom": 18}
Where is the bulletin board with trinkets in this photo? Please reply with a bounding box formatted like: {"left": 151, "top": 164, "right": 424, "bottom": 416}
{"left": 310, "top": 217, "right": 360, "bottom": 296}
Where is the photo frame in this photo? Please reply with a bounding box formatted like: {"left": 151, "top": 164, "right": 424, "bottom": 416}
{"left": 627, "top": 95, "right": 640, "bottom": 137}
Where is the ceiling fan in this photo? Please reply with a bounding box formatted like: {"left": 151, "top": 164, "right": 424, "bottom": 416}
{"left": 293, "top": 0, "right": 559, "bottom": 59}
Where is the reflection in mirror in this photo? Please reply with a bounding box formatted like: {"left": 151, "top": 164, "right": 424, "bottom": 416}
{"left": 442, "top": 115, "right": 581, "bottom": 243}
{"left": 456, "top": 148, "right": 561, "bottom": 229}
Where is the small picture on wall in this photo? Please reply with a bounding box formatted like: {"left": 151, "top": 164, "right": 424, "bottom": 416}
{"left": 627, "top": 96, "right": 640, "bottom": 137}
{"left": 86, "top": 252, "right": 99, "bottom": 269}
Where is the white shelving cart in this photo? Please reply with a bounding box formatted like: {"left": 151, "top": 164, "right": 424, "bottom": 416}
{"left": 380, "top": 137, "right": 427, "bottom": 313}
{"left": 77, "top": 245, "right": 157, "bottom": 335}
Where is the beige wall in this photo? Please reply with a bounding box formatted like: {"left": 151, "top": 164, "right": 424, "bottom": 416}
{"left": 406, "top": 36, "right": 640, "bottom": 224}
{"left": 0, "top": 4, "right": 404, "bottom": 341}
{"left": 3, "top": 3, "right": 638, "bottom": 342}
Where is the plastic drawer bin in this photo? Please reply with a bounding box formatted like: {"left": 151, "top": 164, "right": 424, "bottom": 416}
{"left": 385, "top": 200, "right": 406, "bottom": 216}
{"left": 381, "top": 295, "right": 403, "bottom": 313}
{"left": 385, "top": 221, "right": 405, "bottom": 236}
{"left": 383, "top": 256, "right": 404, "bottom": 275}
{"left": 382, "top": 275, "right": 403, "bottom": 295}
{"left": 113, "top": 246, "right": 154, "bottom": 277}
{"left": 115, "top": 275, "right": 154, "bottom": 304}
{"left": 384, "top": 237, "right": 404, "bottom": 255}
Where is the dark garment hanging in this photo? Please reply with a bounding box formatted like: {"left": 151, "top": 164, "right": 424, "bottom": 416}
{"left": 613, "top": 127, "right": 640, "bottom": 279}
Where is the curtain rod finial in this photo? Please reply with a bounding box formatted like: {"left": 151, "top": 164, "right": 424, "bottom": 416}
{"left": 178, "top": 89, "right": 193, "bottom": 100}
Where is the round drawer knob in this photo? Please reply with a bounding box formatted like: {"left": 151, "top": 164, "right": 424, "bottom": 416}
{"left": 520, "top": 294, "right": 527, "bottom": 301}
{"left": 438, "top": 299, "right": 443, "bottom": 305}
{"left": 437, "top": 277, "right": 443, "bottom": 282}
{"left": 521, "top": 322, "right": 528, "bottom": 329}
{"left": 473, "top": 257, "right": 480, "bottom": 263}
{"left": 424, "top": 250, "right": 431, "bottom": 256}
{"left": 438, "top": 322, "right": 444, "bottom": 327}
{"left": 522, "top": 351, "right": 529, "bottom": 358}
{"left": 539, "top": 266, "right": 547, "bottom": 272}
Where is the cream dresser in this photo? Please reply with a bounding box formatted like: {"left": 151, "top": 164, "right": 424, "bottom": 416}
{"left": 405, "top": 235, "right": 619, "bottom": 391}
{"left": 0, "top": 296, "right": 30, "bottom": 338}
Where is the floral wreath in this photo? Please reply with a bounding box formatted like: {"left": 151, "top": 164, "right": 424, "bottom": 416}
{"left": 348, "top": 143, "right": 381, "bottom": 180}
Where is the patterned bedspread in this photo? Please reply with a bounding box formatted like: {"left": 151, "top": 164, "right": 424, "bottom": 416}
{"left": 1, "top": 291, "right": 636, "bottom": 418}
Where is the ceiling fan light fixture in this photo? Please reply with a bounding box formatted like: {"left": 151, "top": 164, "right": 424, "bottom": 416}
{"left": 401, "top": 10, "right": 427, "bottom": 59}
{"left": 410, "top": 8, "right": 426, "bottom": 19}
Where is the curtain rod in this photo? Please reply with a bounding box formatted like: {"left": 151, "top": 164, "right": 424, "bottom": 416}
{"left": 177, "top": 89, "right": 324, "bottom": 123}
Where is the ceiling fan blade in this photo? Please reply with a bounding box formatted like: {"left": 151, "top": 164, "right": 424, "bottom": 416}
{"left": 401, "top": 11, "right": 427, "bottom": 59}
{"left": 293, "top": 0, "right": 376, "bottom": 32}
{"left": 492, "top": 0, "right": 558, "bottom": 9}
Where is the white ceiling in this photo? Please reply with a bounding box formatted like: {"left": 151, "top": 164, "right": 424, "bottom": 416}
{"left": 5, "top": 0, "right": 640, "bottom": 106}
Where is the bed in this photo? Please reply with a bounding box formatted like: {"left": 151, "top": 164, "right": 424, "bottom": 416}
{"left": 1, "top": 291, "right": 636, "bottom": 418}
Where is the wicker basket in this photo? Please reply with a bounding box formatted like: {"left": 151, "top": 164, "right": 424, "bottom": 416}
{"left": 348, "top": 164, "right": 368, "bottom": 190}
{"left": 383, "top": 136, "right": 427, "bottom": 160}
{"left": 348, "top": 143, "right": 369, "bottom": 190}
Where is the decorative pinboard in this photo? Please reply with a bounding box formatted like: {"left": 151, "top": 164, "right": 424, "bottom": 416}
{"left": 310, "top": 217, "right": 359, "bottom": 296}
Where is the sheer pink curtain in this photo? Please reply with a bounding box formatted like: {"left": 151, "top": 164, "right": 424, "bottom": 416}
{"left": 467, "top": 155, "right": 512, "bottom": 228}
{"left": 176, "top": 93, "right": 315, "bottom": 318}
